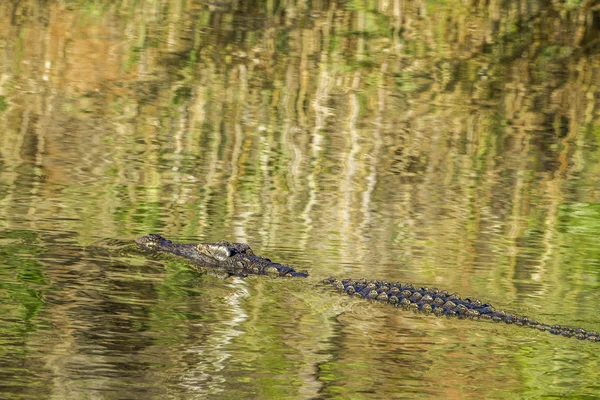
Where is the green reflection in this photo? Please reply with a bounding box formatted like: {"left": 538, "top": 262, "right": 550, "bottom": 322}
{"left": 0, "top": 230, "right": 46, "bottom": 330}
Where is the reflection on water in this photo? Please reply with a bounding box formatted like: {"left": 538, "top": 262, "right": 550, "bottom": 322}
{"left": 1, "top": 0, "right": 600, "bottom": 398}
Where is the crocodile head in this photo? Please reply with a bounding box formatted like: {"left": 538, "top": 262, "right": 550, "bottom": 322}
{"left": 136, "top": 234, "right": 308, "bottom": 277}
{"left": 136, "top": 234, "right": 255, "bottom": 263}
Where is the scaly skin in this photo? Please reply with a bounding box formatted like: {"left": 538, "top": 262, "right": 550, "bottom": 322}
{"left": 135, "top": 234, "right": 308, "bottom": 277}
{"left": 136, "top": 234, "right": 599, "bottom": 342}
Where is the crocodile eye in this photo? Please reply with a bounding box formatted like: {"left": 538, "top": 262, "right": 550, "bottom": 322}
{"left": 239, "top": 243, "right": 254, "bottom": 255}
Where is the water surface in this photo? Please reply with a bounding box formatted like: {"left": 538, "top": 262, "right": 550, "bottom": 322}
{"left": 1, "top": 1, "right": 600, "bottom": 399}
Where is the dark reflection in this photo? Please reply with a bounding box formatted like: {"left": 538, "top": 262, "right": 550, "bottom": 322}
{"left": 37, "top": 238, "right": 164, "bottom": 397}
{"left": 13, "top": 233, "right": 242, "bottom": 398}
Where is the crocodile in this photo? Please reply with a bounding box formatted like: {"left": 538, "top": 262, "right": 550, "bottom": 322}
{"left": 135, "top": 234, "right": 599, "bottom": 342}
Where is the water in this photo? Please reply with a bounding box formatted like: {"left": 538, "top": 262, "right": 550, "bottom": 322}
{"left": 1, "top": 1, "right": 600, "bottom": 398}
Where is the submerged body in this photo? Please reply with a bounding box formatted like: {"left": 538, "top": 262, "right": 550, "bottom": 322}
{"left": 135, "top": 234, "right": 599, "bottom": 342}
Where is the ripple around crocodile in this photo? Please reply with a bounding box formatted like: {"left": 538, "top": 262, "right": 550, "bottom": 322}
{"left": 135, "top": 234, "right": 599, "bottom": 343}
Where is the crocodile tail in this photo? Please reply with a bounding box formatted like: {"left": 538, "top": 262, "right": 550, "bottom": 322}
{"left": 324, "top": 278, "right": 600, "bottom": 343}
